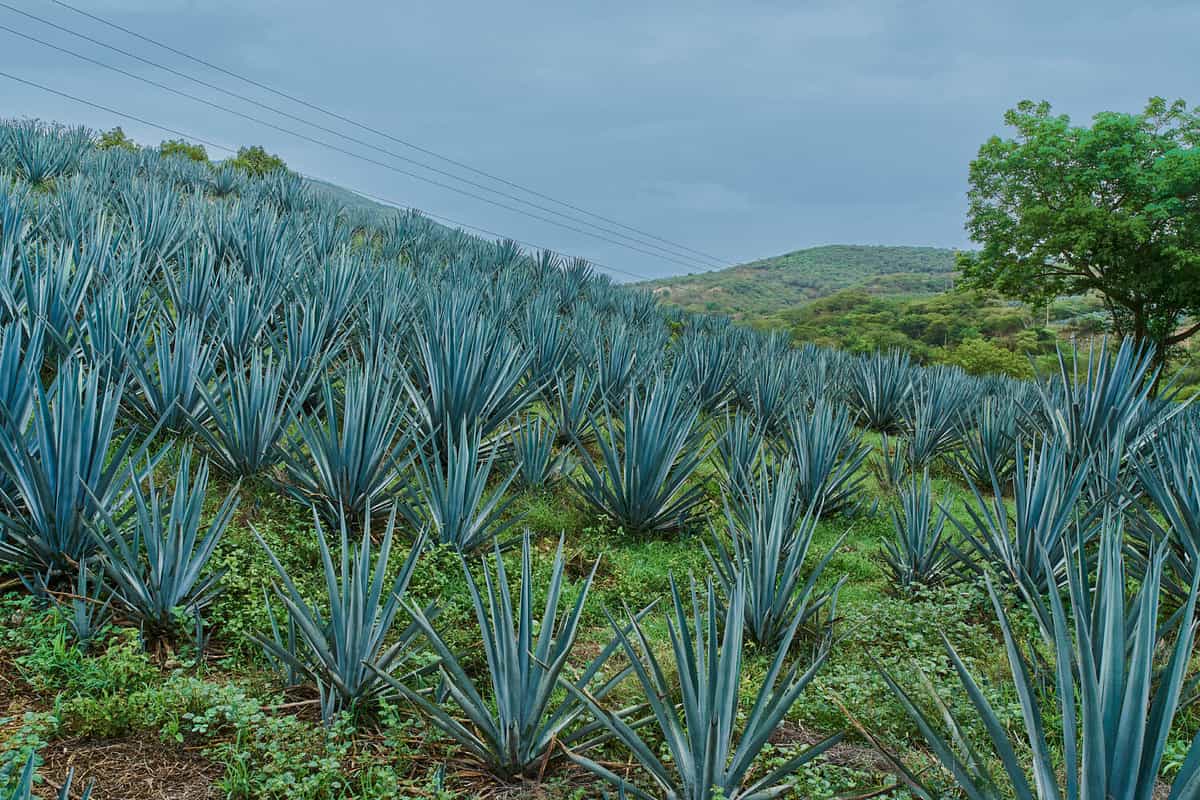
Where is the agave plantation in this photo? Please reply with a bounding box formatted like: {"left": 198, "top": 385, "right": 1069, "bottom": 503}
{"left": 0, "top": 119, "right": 1198, "bottom": 800}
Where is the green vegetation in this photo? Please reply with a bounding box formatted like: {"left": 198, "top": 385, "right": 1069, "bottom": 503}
{"left": 642, "top": 244, "right": 957, "bottom": 320}
{"left": 1, "top": 117, "right": 1198, "bottom": 800}
{"left": 959, "top": 96, "right": 1200, "bottom": 372}
{"left": 159, "top": 138, "right": 209, "bottom": 163}
{"left": 228, "top": 144, "right": 288, "bottom": 177}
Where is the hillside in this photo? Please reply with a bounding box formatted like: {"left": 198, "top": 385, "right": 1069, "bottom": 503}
{"left": 642, "top": 244, "right": 958, "bottom": 319}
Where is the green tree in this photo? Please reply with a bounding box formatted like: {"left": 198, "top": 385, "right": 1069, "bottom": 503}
{"left": 160, "top": 138, "right": 208, "bottom": 162}
{"left": 97, "top": 126, "right": 137, "bottom": 151}
{"left": 229, "top": 145, "right": 286, "bottom": 177}
{"left": 959, "top": 97, "right": 1200, "bottom": 372}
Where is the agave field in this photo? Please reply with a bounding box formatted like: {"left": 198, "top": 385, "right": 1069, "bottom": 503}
{"left": 1, "top": 118, "right": 1199, "bottom": 800}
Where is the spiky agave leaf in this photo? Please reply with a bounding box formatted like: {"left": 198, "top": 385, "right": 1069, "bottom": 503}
{"left": 126, "top": 317, "right": 218, "bottom": 433}
{"left": 571, "top": 376, "right": 710, "bottom": 535}
{"left": 882, "top": 471, "right": 957, "bottom": 591}
{"left": 714, "top": 410, "right": 765, "bottom": 490}
{"left": 706, "top": 463, "right": 845, "bottom": 650}
{"left": 949, "top": 438, "right": 1093, "bottom": 594}
{"left": 845, "top": 349, "right": 914, "bottom": 433}
{"left": 279, "top": 360, "right": 415, "bottom": 527}
{"left": 253, "top": 507, "right": 427, "bottom": 723}
{"left": 880, "top": 518, "right": 1200, "bottom": 800}
{"left": 3, "top": 751, "right": 93, "bottom": 800}
{"left": 406, "top": 423, "right": 520, "bottom": 553}
{"left": 370, "top": 533, "right": 629, "bottom": 780}
{"left": 403, "top": 291, "right": 539, "bottom": 444}
{"left": 1130, "top": 419, "right": 1200, "bottom": 599}
{"left": 90, "top": 448, "right": 239, "bottom": 642}
{"left": 565, "top": 575, "right": 842, "bottom": 800}
{"left": 0, "top": 357, "right": 166, "bottom": 577}
{"left": 510, "top": 413, "right": 571, "bottom": 490}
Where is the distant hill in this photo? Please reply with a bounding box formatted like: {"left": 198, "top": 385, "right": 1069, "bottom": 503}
{"left": 641, "top": 244, "right": 959, "bottom": 320}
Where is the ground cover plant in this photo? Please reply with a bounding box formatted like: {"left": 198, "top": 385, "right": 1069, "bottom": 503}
{"left": 0, "top": 119, "right": 1198, "bottom": 800}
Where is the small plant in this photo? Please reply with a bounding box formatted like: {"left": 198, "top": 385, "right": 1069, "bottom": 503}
{"left": 52, "top": 557, "right": 113, "bottom": 653}
{"left": 882, "top": 472, "right": 956, "bottom": 591}
{"left": 407, "top": 424, "right": 519, "bottom": 553}
{"left": 511, "top": 414, "right": 571, "bottom": 489}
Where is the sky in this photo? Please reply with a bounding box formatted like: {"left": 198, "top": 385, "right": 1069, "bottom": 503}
{"left": 2, "top": 0, "right": 1198, "bottom": 280}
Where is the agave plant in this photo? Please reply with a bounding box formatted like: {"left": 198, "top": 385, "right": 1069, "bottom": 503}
{"left": 782, "top": 400, "right": 870, "bottom": 517}
{"left": 880, "top": 519, "right": 1200, "bottom": 800}
{"left": 566, "top": 576, "right": 842, "bottom": 800}
{"left": 845, "top": 350, "right": 914, "bottom": 433}
{"left": 956, "top": 396, "right": 1019, "bottom": 489}
{"left": 882, "top": 472, "right": 957, "bottom": 591}
{"left": 6, "top": 120, "right": 91, "bottom": 186}
{"left": 675, "top": 333, "right": 739, "bottom": 413}
{"left": 279, "top": 362, "right": 415, "bottom": 527}
{"left": 1029, "top": 337, "right": 1179, "bottom": 464}
{"left": 254, "top": 507, "right": 427, "bottom": 723}
{"left": 510, "top": 414, "right": 571, "bottom": 490}
{"left": 902, "top": 371, "right": 972, "bottom": 471}
{"left": 735, "top": 354, "right": 800, "bottom": 435}
{"left": 403, "top": 292, "right": 539, "bottom": 443}
{"left": 714, "top": 410, "right": 765, "bottom": 489}
{"left": 706, "top": 464, "right": 844, "bottom": 649}
{"left": 406, "top": 424, "right": 520, "bottom": 553}
{"left": 51, "top": 556, "right": 113, "bottom": 653}
{"left": 193, "top": 351, "right": 312, "bottom": 478}
{"left": 950, "top": 439, "right": 1092, "bottom": 594}
{"left": 0, "top": 358, "right": 164, "bottom": 577}
{"left": 572, "top": 377, "right": 710, "bottom": 535}
{"left": 1129, "top": 421, "right": 1200, "bottom": 599}
{"left": 90, "top": 449, "right": 239, "bottom": 642}
{"left": 371, "top": 533, "right": 629, "bottom": 781}
{"left": 546, "top": 365, "right": 598, "bottom": 447}
{"left": 126, "top": 317, "right": 218, "bottom": 432}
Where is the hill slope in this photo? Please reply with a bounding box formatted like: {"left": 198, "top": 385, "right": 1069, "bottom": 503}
{"left": 641, "top": 244, "right": 958, "bottom": 320}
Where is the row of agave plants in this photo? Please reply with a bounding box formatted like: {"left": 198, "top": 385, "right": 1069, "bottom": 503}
{"left": 0, "top": 118, "right": 1198, "bottom": 798}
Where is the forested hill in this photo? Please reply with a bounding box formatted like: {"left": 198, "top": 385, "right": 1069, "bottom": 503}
{"left": 641, "top": 244, "right": 958, "bottom": 319}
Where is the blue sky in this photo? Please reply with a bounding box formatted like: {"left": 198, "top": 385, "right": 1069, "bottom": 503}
{"left": 3, "top": 0, "right": 1197, "bottom": 280}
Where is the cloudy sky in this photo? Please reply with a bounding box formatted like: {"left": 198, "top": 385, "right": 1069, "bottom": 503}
{"left": 3, "top": 1, "right": 1197, "bottom": 279}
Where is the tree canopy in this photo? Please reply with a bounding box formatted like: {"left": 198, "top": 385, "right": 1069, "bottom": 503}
{"left": 958, "top": 97, "right": 1200, "bottom": 368}
{"left": 229, "top": 145, "right": 287, "bottom": 177}
{"left": 160, "top": 138, "right": 209, "bottom": 162}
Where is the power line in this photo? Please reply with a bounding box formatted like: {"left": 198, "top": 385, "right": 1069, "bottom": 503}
{"left": 48, "top": 0, "right": 731, "bottom": 268}
{"left": 0, "top": 7, "right": 710, "bottom": 272}
{"left": 0, "top": 68, "right": 655, "bottom": 282}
